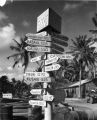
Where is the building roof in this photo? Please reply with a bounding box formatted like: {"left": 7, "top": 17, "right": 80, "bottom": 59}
{"left": 69, "top": 79, "right": 92, "bottom": 88}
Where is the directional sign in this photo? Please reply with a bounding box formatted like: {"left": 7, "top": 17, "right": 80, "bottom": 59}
{"left": 52, "top": 37, "right": 68, "bottom": 47}
{"left": 45, "top": 64, "right": 61, "bottom": 71}
{"left": 30, "top": 89, "right": 42, "bottom": 95}
{"left": 26, "top": 33, "right": 51, "bottom": 41}
{"left": 45, "top": 56, "right": 59, "bottom": 65}
{"left": 30, "top": 56, "right": 41, "bottom": 62}
{"left": 25, "top": 46, "right": 51, "bottom": 53}
{"left": 26, "top": 39, "right": 51, "bottom": 46}
{"left": 47, "top": 54, "right": 74, "bottom": 60}
{"left": 26, "top": 32, "right": 47, "bottom": 37}
{"left": 43, "top": 95, "right": 54, "bottom": 101}
{"left": 51, "top": 48, "right": 63, "bottom": 54}
{"left": 36, "top": 31, "right": 47, "bottom": 36}
{"left": 52, "top": 33, "right": 68, "bottom": 41}
{"left": 29, "top": 100, "right": 46, "bottom": 107}
{"left": 24, "top": 72, "right": 49, "bottom": 78}
{"left": 51, "top": 43, "right": 64, "bottom": 52}
{"left": 59, "top": 54, "right": 74, "bottom": 59}
{"left": 25, "top": 77, "right": 51, "bottom": 83}
{"left": 47, "top": 54, "right": 57, "bottom": 59}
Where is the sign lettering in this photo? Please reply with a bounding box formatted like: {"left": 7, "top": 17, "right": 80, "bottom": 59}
{"left": 24, "top": 72, "right": 49, "bottom": 78}
{"left": 25, "top": 46, "right": 51, "bottom": 52}
{"left": 25, "top": 77, "right": 51, "bottom": 83}
{"left": 29, "top": 100, "right": 46, "bottom": 107}
{"left": 45, "top": 64, "right": 61, "bottom": 71}
{"left": 26, "top": 39, "right": 51, "bottom": 46}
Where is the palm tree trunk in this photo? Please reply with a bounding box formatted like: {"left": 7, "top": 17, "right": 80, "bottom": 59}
{"left": 79, "top": 67, "right": 82, "bottom": 98}
{"left": 93, "top": 65, "right": 96, "bottom": 78}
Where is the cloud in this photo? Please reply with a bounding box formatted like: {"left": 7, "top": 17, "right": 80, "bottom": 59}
{"left": 64, "top": 3, "right": 80, "bottom": 11}
{"left": 22, "top": 20, "right": 30, "bottom": 27}
{"left": 0, "top": 23, "right": 16, "bottom": 48}
{"left": 0, "top": 11, "right": 8, "bottom": 21}
{"left": 64, "top": 1, "right": 89, "bottom": 11}
{"left": 0, "top": 67, "right": 3, "bottom": 71}
{"left": 7, "top": 66, "right": 13, "bottom": 71}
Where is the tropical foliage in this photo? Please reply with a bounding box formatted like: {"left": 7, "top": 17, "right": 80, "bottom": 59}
{"left": 0, "top": 76, "right": 31, "bottom": 98}
{"left": 7, "top": 36, "right": 36, "bottom": 73}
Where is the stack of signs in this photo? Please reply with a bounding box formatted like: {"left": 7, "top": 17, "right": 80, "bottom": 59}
{"left": 25, "top": 33, "right": 51, "bottom": 53}
{"left": 24, "top": 32, "right": 70, "bottom": 107}
{"left": 24, "top": 72, "right": 51, "bottom": 83}
{"left": 25, "top": 33, "right": 68, "bottom": 54}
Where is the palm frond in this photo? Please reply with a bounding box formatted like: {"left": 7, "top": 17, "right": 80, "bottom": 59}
{"left": 13, "top": 61, "right": 19, "bottom": 68}
{"left": 10, "top": 46, "right": 20, "bottom": 52}
{"left": 7, "top": 53, "right": 21, "bottom": 59}
{"left": 13, "top": 39, "right": 21, "bottom": 47}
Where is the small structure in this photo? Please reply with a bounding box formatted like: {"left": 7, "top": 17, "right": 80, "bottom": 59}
{"left": 37, "top": 8, "right": 61, "bottom": 33}
{"left": 65, "top": 79, "right": 92, "bottom": 98}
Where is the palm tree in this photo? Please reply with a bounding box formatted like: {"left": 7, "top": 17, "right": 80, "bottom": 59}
{"left": 70, "top": 35, "right": 97, "bottom": 98}
{"left": 7, "top": 36, "right": 36, "bottom": 73}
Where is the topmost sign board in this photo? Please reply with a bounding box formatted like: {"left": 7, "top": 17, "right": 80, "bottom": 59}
{"left": 26, "top": 33, "right": 51, "bottom": 41}
{"left": 37, "top": 8, "right": 61, "bottom": 33}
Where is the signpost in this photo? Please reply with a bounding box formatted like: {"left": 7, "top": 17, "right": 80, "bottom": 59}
{"left": 30, "top": 89, "right": 42, "bottom": 95}
{"left": 24, "top": 72, "right": 49, "bottom": 78}
{"left": 25, "top": 77, "right": 51, "bottom": 83}
{"left": 26, "top": 39, "right": 51, "bottom": 46}
{"left": 45, "top": 56, "right": 59, "bottom": 65}
{"left": 30, "top": 56, "right": 41, "bottom": 62}
{"left": 52, "top": 36, "right": 68, "bottom": 47}
{"left": 52, "top": 33, "right": 68, "bottom": 41}
{"left": 51, "top": 43, "right": 64, "bottom": 52}
{"left": 29, "top": 100, "right": 46, "bottom": 107}
{"left": 2, "top": 93, "right": 12, "bottom": 99}
{"left": 45, "top": 64, "right": 61, "bottom": 71}
{"left": 59, "top": 54, "right": 74, "bottom": 59}
{"left": 24, "top": 8, "right": 69, "bottom": 120}
{"left": 25, "top": 46, "right": 51, "bottom": 52}
{"left": 47, "top": 54, "right": 74, "bottom": 60}
{"left": 26, "top": 33, "right": 51, "bottom": 41}
{"left": 43, "top": 95, "right": 54, "bottom": 101}
{"left": 51, "top": 48, "right": 63, "bottom": 54}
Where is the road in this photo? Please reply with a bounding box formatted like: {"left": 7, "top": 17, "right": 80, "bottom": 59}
{"left": 1, "top": 98, "right": 97, "bottom": 120}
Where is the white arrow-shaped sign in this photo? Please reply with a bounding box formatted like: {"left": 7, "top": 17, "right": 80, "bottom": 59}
{"left": 45, "top": 64, "right": 61, "bottom": 71}
{"left": 24, "top": 72, "right": 49, "bottom": 78}
{"left": 25, "top": 46, "right": 51, "bottom": 53}
{"left": 26, "top": 33, "right": 51, "bottom": 41}
{"left": 30, "top": 89, "right": 42, "bottom": 95}
{"left": 45, "top": 56, "right": 59, "bottom": 65}
{"left": 26, "top": 39, "right": 51, "bottom": 46}
{"left": 29, "top": 100, "right": 46, "bottom": 107}
{"left": 30, "top": 56, "right": 41, "bottom": 62}
{"left": 26, "top": 32, "right": 47, "bottom": 37}
{"left": 25, "top": 77, "right": 51, "bottom": 83}
{"left": 43, "top": 95, "right": 54, "bottom": 101}
{"left": 47, "top": 54, "right": 57, "bottom": 59}
{"left": 47, "top": 54, "right": 74, "bottom": 60}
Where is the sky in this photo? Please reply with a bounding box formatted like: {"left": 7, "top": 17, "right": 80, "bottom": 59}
{"left": 0, "top": 0, "right": 96, "bottom": 81}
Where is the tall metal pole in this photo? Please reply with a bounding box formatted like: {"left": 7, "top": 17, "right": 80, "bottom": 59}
{"left": 42, "top": 53, "right": 52, "bottom": 120}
